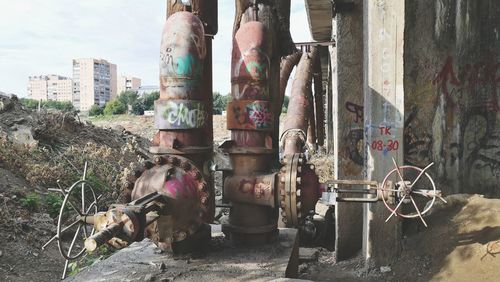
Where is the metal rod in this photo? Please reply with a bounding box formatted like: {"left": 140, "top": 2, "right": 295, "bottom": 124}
{"left": 392, "top": 157, "right": 408, "bottom": 189}
{"left": 385, "top": 195, "right": 406, "bottom": 222}
{"left": 336, "top": 189, "right": 377, "bottom": 194}
{"left": 411, "top": 162, "right": 434, "bottom": 187}
{"left": 295, "top": 41, "right": 336, "bottom": 47}
{"left": 410, "top": 195, "right": 428, "bottom": 227}
{"left": 326, "top": 179, "right": 378, "bottom": 186}
{"left": 42, "top": 219, "right": 81, "bottom": 250}
{"left": 336, "top": 197, "right": 379, "bottom": 203}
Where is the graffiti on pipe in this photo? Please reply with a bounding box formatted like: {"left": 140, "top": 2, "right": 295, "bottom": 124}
{"left": 227, "top": 100, "right": 273, "bottom": 130}
{"left": 232, "top": 48, "right": 270, "bottom": 99}
{"left": 155, "top": 100, "right": 207, "bottom": 129}
{"left": 238, "top": 178, "right": 271, "bottom": 199}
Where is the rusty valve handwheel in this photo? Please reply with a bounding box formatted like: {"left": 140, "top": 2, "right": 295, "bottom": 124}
{"left": 56, "top": 179, "right": 99, "bottom": 260}
{"left": 380, "top": 158, "right": 444, "bottom": 227}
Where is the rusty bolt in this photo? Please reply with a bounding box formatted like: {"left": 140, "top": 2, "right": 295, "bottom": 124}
{"left": 309, "top": 164, "right": 315, "bottom": 170}
{"left": 198, "top": 183, "right": 206, "bottom": 191}
{"left": 153, "top": 156, "right": 165, "bottom": 165}
{"left": 296, "top": 202, "right": 302, "bottom": 209}
{"left": 296, "top": 177, "right": 302, "bottom": 184}
{"left": 182, "top": 162, "right": 192, "bottom": 171}
{"left": 195, "top": 171, "right": 203, "bottom": 180}
{"left": 296, "top": 189, "right": 301, "bottom": 197}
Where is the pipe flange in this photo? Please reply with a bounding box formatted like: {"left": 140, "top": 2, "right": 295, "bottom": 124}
{"left": 279, "top": 153, "right": 306, "bottom": 227}
{"left": 120, "top": 155, "right": 210, "bottom": 243}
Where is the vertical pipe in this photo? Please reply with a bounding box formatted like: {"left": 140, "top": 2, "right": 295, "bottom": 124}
{"left": 313, "top": 52, "right": 325, "bottom": 147}
{"left": 223, "top": 17, "right": 278, "bottom": 245}
{"left": 153, "top": 4, "right": 217, "bottom": 223}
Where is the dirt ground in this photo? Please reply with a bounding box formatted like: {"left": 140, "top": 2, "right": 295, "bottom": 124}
{"left": 0, "top": 167, "right": 64, "bottom": 281}
{"left": 2, "top": 103, "right": 500, "bottom": 281}
{"left": 300, "top": 194, "right": 500, "bottom": 282}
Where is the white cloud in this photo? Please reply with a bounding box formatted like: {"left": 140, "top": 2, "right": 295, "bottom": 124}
{"left": 0, "top": 1, "right": 309, "bottom": 97}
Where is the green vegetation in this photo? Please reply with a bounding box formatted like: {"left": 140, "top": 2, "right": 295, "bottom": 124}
{"left": 68, "top": 244, "right": 115, "bottom": 277}
{"left": 103, "top": 99, "right": 126, "bottom": 115}
{"left": 45, "top": 192, "right": 64, "bottom": 218}
{"left": 88, "top": 104, "right": 104, "bottom": 116}
{"left": 20, "top": 98, "right": 74, "bottom": 112}
{"left": 94, "top": 91, "right": 159, "bottom": 116}
{"left": 20, "top": 192, "right": 41, "bottom": 212}
{"left": 213, "top": 92, "right": 230, "bottom": 114}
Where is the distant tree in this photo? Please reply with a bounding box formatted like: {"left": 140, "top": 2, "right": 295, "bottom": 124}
{"left": 20, "top": 98, "right": 39, "bottom": 109}
{"left": 117, "top": 91, "right": 139, "bottom": 113}
{"left": 131, "top": 100, "right": 145, "bottom": 115}
{"left": 143, "top": 91, "right": 160, "bottom": 111}
{"left": 103, "top": 99, "right": 126, "bottom": 115}
{"left": 282, "top": 95, "right": 290, "bottom": 113}
{"left": 213, "top": 92, "right": 230, "bottom": 115}
{"left": 44, "top": 100, "right": 74, "bottom": 112}
{"left": 89, "top": 104, "right": 104, "bottom": 116}
{"left": 19, "top": 98, "right": 74, "bottom": 112}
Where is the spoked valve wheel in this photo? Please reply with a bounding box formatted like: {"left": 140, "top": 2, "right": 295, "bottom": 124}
{"left": 380, "top": 158, "right": 446, "bottom": 227}
{"left": 41, "top": 162, "right": 100, "bottom": 279}
{"left": 56, "top": 179, "right": 98, "bottom": 260}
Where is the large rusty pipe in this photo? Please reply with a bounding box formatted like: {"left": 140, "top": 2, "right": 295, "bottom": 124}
{"left": 313, "top": 53, "right": 325, "bottom": 147}
{"left": 279, "top": 52, "right": 302, "bottom": 107}
{"left": 282, "top": 48, "right": 317, "bottom": 155}
{"left": 223, "top": 18, "right": 279, "bottom": 245}
{"left": 153, "top": 10, "right": 214, "bottom": 223}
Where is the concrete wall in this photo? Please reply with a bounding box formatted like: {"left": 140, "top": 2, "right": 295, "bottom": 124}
{"left": 404, "top": 0, "right": 500, "bottom": 197}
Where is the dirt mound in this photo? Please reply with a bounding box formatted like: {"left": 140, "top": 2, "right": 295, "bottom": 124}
{"left": 300, "top": 194, "right": 500, "bottom": 282}
{"left": 0, "top": 93, "right": 151, "bottom": 281}
{"left": 392, "top": 194, "right": 500, "bottom": 282}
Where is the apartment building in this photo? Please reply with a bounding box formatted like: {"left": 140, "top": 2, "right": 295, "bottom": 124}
{"left": 72, "top": 58, "right": 117, "bottom": 111}
{"left": 117, "top": 76, "right": 141, "bottom": 95}
{"left": 27, "top": 75, "right": 73, "bottom": 102}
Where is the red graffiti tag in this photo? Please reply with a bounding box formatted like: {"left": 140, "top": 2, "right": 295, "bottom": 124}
{"left": 433, "top": 55, "right": 500, "bottom": 112}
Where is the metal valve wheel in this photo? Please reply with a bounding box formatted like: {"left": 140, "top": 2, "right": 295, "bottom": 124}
{"left": 42, "top": 162, "right": 100, "bottom": 279}
{"left": 380, "top": 158, "right": 445, "bottom": 227}
{"left": 55, "top": 179, "right": 98, "bottom": 260}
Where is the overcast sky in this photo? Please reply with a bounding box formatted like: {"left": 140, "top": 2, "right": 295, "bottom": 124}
{"left": 0, "top": 1, "right": 311, "bottom": 97}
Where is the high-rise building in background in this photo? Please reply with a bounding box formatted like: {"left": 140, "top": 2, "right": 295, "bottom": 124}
{"left": 72, "top": 58, "right": 117, "bottom": 111}
{"left": 27, "top": 75, "right": 73, "bottom": 102}
{"left": 117, "top": 76, "right": 141, "bottom": 95}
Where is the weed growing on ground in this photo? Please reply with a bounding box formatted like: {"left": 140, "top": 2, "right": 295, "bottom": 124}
{"left": 20, "top": 192, "right": 40, "bottom": 212}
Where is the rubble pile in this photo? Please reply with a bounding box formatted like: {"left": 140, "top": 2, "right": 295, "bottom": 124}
{"left": 0, "top": 92, "right": 151, "bottom": 280}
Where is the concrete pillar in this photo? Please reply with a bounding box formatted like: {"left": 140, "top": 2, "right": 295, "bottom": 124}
{"left": 362, "top": 0, "right": 404, "bottom": 267}
{"left": 332, "top": 0, "right": 365, "bottom": 261}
